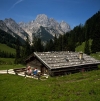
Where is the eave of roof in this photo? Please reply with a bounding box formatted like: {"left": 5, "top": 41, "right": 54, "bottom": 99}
{"left": 34, "top": 52, "right": 51, "bottom": 70}
{"left": 24, "top": 53, "right": 34, "bottom": 62}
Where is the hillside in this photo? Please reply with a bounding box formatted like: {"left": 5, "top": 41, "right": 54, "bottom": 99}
{"left": 75, "top": 42, "right": 85, "bottom": 52}
{"left": 0, "top": 43, "right": 16, "bottom": 54}
{"left": 0, "top": 43, "right": 15, "bottom": 58}
{"left": 75, "top": 39, "right": 92, "bottom": 52}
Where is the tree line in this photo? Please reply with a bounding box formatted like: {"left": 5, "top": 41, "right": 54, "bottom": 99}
{"left": 0, "top": 49, "right": 15, "bottom": 58}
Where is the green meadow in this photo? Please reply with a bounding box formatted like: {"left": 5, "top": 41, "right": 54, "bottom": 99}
{"left": 0, "top": 43, "right": 16, "bottom": 54}
{"left": 75, "top": 40, "right": 92, "bottom": 53}
{"left": 0, "top": 69, "right": 100, "bottom": 101}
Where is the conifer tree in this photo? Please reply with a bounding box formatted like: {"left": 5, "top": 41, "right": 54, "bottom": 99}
{"left": 23, "top": 36, "right": 31, "bottom": 58}
{"left": 14, "top": 37, "right": 21, "bottom": 64}
{"left": 84, "top": 25, "right": 90, "bottom": 55}
{"left": 84, "top": 40, "right": 90, "bottom": 55}
{"left": 91, "top": 24, "right": 100, "bottom": 53}
{"left": 54, "top": 34, "right": 59, "bottom": 51}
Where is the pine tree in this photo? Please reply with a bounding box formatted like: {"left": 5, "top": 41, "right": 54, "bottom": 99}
{"left": 37, "top": 38, "right": 43, "bottom": 51}
{"left": 91, "top": 24, "right": 100, "bottom": 53}
{"left": 23, "top": 36, "right": 31, "bottom": 58}
{"left": 84, "top": 25, "right": 90, "bottom": 55}
{"left": 84, "top": 40, "right": 90, "bottom": 55}
{"left": 54, "top": 34, "right": 59, "bottom": 51}
{"left": 14, "top": 37, "right": 21, "bottom": 64}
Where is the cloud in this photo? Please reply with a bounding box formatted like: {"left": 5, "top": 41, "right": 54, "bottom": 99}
{"left": 9, "top": 0, "right": 24, "bottom": 10}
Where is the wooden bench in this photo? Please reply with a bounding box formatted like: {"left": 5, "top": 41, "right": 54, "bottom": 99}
{"left": 13, "top": 68, "right": 43, "bottom": 80}
{"left": 13, "top": 68, "right": 26, "bottom": 75}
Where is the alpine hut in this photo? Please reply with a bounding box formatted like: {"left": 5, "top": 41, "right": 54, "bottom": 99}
{"left": 25, "top": 51, "right": 100, "bottom": 76}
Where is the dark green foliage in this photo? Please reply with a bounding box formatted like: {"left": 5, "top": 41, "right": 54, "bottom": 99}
{"left": 21, "top": 36, "right": 31, "bottom": 59}
{"left": 72, "top": 24, "right": 85, "bottom": 45}
{"left": 0, "top": 29, "right": 16, "bottom": 48}
{"left": 44, "top": 39, "right": 54, "bottom": 51}
{"left": 0, "top": 50, "right": 15, "bottom": 58}
{"left": 91, "top": 24, "right": 100, "bottom": 53}
{"left": 14, "top": 37, "right": 21, "bottom": 64}
{"left": 60, "top": 10, "right": 100, "bottom": 53}
{"left": 33, "top": 37, "right": 44, "bottom": 52}
{"left": 84, "top": 40, "right": 90, "bottom": 55}
{"left": 53, "top": 34, "right": 59, "bottom": 51}
{"left": 44, "top": 23, "right": 86, "bottom": 52}
{"left": 0, "top": 29, "right": 25, "bottom": 48}
{"left": 85, "top": 11, "right": 100, "bottom": 53}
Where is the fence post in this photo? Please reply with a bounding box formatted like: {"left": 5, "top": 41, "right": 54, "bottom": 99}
{"left": 7, "top": 69, "right": 8, "bottom": 74}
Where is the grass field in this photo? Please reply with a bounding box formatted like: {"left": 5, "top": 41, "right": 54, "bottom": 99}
{"left": 0, "top": 64, "right": 25, "bottom": 70}
{"left": 0, "top": 58, "right": 15, "bottom": 65}
{"left": 0, "top": 43, "right": 16, "bottom": 54}
{"left": 0, "top": 58, "right": 25, "bottom": 70}
{"left": 75, "top": 39, "right": 92, "bottom": 53}
{"left": 0, "top": 69, "right": 100, "bottom": 101}
{"left": 91, "top": 52, "right": 100, "bottom": 60}
{"left": 75, "top": 42, "right": 85, "bottom": 52}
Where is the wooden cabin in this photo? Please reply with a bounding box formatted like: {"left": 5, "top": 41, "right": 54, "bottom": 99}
{"left": 25, "top": 51, "right": 100, "bottom": 76}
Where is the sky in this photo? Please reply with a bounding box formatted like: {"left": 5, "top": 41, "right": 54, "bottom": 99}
{"left": 0, "top": 0, "right": 100, "bottom": 29}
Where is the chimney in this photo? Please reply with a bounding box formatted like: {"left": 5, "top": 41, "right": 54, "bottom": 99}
{"left": 79, "top": 52, "right": 83, "bottom": 60}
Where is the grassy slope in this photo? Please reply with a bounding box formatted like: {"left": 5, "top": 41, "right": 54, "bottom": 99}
{"left": 0, "top": 43, "right": 16, "bottom": 54}
{"left": 0, "top": 70, "right": 100, "bottom": 101}
{"left": 75, "top": 39, "right": 92, "bottom": 53}
{"left": 75, "top": 42, "right": 85, "bottom": 52}
{"left": 91, "top": 52, "right": 100, "bottom": 60}
{"left": 0, "top": 44, "right": 24, "bottom": 69}
{"left": 75, "top": 41, "right": 100, "bottom": 60}
{"left": 0, "top": 43, "right": 16, "bottom": 68}
{"left": 0, "top": 64, "right": 25, "bottom": 70}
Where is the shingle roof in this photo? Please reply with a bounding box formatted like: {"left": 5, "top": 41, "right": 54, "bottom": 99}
{"left": 34, "top": 51, "right": 100, "bottom": 70}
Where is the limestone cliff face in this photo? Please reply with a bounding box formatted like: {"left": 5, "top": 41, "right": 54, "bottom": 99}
{"left": 19, "top": 14, "right": 71, "bottom": 41}
{"left": 0, "top": 14, "right": 71, "bottom": 42}
{"left": 4, "top": 18, "right": 28, "bottom": 40}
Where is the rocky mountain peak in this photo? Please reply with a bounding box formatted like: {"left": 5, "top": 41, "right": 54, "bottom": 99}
{"left": 4, "top": 18, "right": 28, "bottom": 39}
{"left": 60, "top": 20, "right": 71, "bottom": 32}
{"left": 35, "top": 14, "right": 48, "bottom": 20}
{"left": 4, "top": 18, "right": 20, "bottom": 30}
{"left": 0, "top": 14, "right": 71, "bottom": 43}
{"left": 18, "top": 14, "right": 71, "bottom": 41}
{"left": 0, "top": 20, "right": 9, "bottom": 32}
{"left": 34, "top": 14, "right": 49, "bottom": 27}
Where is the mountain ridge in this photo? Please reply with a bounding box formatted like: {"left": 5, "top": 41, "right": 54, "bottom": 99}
{"left": 0, "top": 14, "right": 71, "bottom": 42}
{"left": 19, "top": 14, "right": 71, "bottom": 42}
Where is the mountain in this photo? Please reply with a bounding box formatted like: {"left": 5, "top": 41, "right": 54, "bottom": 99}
{"left": 4, "top": 18, "right": 28, "bottom": 40}
{"left": 0, "top": 20, "right": 14, "bottom": 36}
{"left": 19, "top": 14, "right": 71, "bottom": 41}
{"left": 0, "top": 19, "right": 28, "bottom": 44}
{"left": 0, "top": 14, "right": 71, "bottom": 43}
{"left": 33, "top": 26, "right": 54, "bottom": 41}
